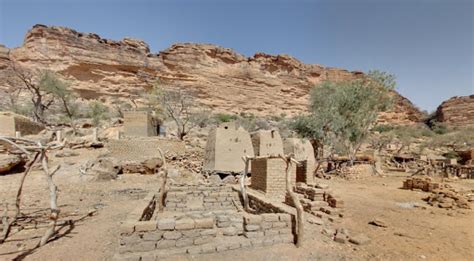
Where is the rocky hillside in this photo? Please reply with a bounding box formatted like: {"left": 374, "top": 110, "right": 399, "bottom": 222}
{"left": 0, "top": 24, "right": 424, "bottom": 124}
{"left": 435, "top": 95, "right": 474, "bottom": 126}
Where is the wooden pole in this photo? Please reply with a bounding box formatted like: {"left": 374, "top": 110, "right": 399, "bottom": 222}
{"left": 240, "top": 156, "right": 250, "bottom": 211}
{"left": 281, "top": 155, "right": 304, "bottom": 247}
{"left": 157, "top": 148, "right": 167, "bottom": 212}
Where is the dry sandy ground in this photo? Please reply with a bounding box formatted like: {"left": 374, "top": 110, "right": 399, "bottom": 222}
{"left": 0, "top": 150, "right": 473, "bottom": 261}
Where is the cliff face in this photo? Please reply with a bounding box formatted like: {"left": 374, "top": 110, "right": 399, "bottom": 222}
{"left": 435, "top": 95, "right": 474, "bottom": 126}
{"left": 1, "top": 24, "right": 424, "bottom": 124}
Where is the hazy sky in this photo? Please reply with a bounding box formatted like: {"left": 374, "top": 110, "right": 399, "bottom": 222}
{"left": 0, "top": 0, "right": 472, "bottom": 112}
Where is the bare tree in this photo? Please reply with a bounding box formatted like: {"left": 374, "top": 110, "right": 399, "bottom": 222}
{"left": 162, "top": 88, "right": 195, "bottom": 140}
{"left": 0, "top": 136, "right": 63, "bottom": 247}
{"left": 6, "top": 63, "right": 56, "bottom": 123}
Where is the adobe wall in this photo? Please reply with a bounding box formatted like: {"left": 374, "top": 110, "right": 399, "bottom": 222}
{"left": 251, "top": 130, "right": 284, "bottom": 157}
{"left": 0, "top": 114, "right": 15, "bottom": 136}
{"left": 123, "top": 111, "right": 157, "bottom": 137}
{"left": 0, "top": 112, "right": 44, "bottom": 136}
{"left": 283, "top": 138, "right": 315, "bottom": 184}
{"left": 203, "top": 122, "right": 255, "bottom": 173}
{"left": 250, "top": 157, "right": 296, "bottom": 202}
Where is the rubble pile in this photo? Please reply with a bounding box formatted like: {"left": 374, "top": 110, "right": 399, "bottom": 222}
{"left": 424, "top": 189, "right": 472, "bottom": 209}
{"left": 402, "top": 176, "right": 472, "bottom": 209}
{"left": 286, "top": 183, "right": 344, "bottom": 223}
{"left": 333, "top": 164, "right": 375, "bottom": 180}
{"left": 166, "top": 150, "right": 203, "bottom": 174}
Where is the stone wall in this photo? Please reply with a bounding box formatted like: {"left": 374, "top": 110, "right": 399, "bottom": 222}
{"left": 164, "top": 184, "right": 240, "bottom": 212}
{"left": 251, "top": 130, "right": 284, "bottom": 157}
{"left": 203, "top": 122, "right": 255, "bottom": 173}
{"left": 116, "top": 184, "right": 294, "bottom": 260}
{"left": 250, "top": 157, "right": 296, "bottom": 202}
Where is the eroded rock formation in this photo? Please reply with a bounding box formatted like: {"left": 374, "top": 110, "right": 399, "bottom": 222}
{"left": 0, "top": 24, "right": 424, "bottom": 124}
{"left": 435, "top": 95, "right": 474, "bottom": 126}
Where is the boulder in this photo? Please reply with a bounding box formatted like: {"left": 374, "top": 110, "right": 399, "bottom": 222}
{"left": 80, "top": 157, "right": 121, "bottom": 181}
{"left": 0, "top": 154, "right": 23, "bottom": 174}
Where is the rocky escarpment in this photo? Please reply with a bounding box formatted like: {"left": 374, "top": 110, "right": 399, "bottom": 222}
{"left": 0, "top": 24, "right": 424, "bottom": 124}
{"left": 435, "top": 95, "right": 474, "bottom": 126}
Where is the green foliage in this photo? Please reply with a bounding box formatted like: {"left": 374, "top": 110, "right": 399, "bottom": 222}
{"left": 372, "top": 124, "right": 395, "bottom": 133}
{"left": 88, "top": 101, "right": 109, "bottom": 126}
{"left": 141, "top": 82, "right": 166, "bottom": 120}
{"left": 290, "top": 70, "right": 395, "bottom": 160}
{"left": 431, "top": 122, "right": 449, "bottom": 135}
{"left": 214, "top": 113, "right": 238, "bottom": 123}
{"left": 443, "top": 151, "right": 461, "bottom": 160}
{"left": 39, "top": 70, "right": 80, "bottom": 122}
{"left": 190, "top": 109, "right": 212, "bottom": 128}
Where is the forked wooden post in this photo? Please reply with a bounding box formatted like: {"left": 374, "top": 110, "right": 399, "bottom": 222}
{"left": 157, "top": 148, "right": 167, "bottom": 212}
{"left": 280, "top": 155, "right": 305, "bottom": 247}
{"left": 240, "top": 156, "right": 251, "bottom": 211}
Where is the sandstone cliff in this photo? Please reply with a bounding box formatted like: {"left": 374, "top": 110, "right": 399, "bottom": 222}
{"left": 435, "top": 95, "right": 474, "bottom": 126}
{"left": 0, "top": 24, "right": 424, "bottom": 124}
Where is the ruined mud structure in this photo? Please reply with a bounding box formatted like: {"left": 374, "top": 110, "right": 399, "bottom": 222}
{"left": 283, "top": 138, "right": 316, "bottom": 184}
{"left": 123, "top": 111, "right": 160, "bottom": 137}
{"left": 116, "top": 185, "right": 294, "bottom": 260}
{"left": 0, "top": 112, "right": 44, "bottom": 136}
{"left": 251, "top": 130, "right": 284, "bottom": 157}
{"left": 250, "top": 157, "right": 296, "bottom": 202}
{"left": 203, "top": 122, "right": 255, "bottom": 174}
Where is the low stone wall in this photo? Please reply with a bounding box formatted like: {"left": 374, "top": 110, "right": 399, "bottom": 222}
{"left": 164, "top": 184, "right": 239, "bottom": 212}
{"left": 116, "top": 185, "right": 295, "bottom": 260}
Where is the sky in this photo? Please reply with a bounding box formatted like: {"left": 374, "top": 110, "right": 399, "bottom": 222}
{"left": 0, "top": 0, "right": 472, "bottom": 112}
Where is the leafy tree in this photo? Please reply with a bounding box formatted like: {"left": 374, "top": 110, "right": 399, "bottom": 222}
{"left": 88, "top": 100, "right": 109, "bottom": 126}
{"left": 291, "top": 70, "right": 394, "bottom": 163}
{"left": 39, "top": 71, "right": 80, "bottom": 125}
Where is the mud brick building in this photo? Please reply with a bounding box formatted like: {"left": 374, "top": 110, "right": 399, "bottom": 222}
{"left": 250, "top": 157, "right": 296, "bottom": 202}
{"left": 0, "top": 112, "right": 44, "bottom": 136}
{"left": 123, "top": 111, "right": 159, "bottom": 137}
{"left": 251, "top": 130, "right": 284, "bottom": 157}
{"left": 203, "top": 122, "right": 255, "bottom": 173}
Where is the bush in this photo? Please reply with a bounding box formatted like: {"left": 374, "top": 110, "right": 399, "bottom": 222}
{"left": 88, "top": 101, "right": 109, "bottom": 126}
{"left": 214, "top": 113, "right": 237, "bottom": 123}
{"left": 372, "top": 124, "right": 394, "bottom": 133}
{"left": 431, "top": 122, "right": 449, "bottom": 135}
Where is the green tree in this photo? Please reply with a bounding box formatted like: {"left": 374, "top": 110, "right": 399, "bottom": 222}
{"left": 39, "top": 71, "right": 80, "bottom": 125}
{"left": 291, "top": 70, "right": 394, "bottom": 163}
{"left": 88, "top": 101, "right": 109, "bottom": 126}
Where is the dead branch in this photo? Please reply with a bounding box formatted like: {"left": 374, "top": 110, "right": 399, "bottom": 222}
{"left": 38, "top": 152, "right": 60, "bottom": 247}
{"left": 0, "top": 136, "right": 63, "bottom": 248}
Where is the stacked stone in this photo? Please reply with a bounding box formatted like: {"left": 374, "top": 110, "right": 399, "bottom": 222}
{"left": 285, "top": 183, "right": 344, "bottom": 223}
{"left": 402, "top": 176, "right": 443, "bottom": 192}
{"left": 243, "top": 213, "right": 294, "bottom": 246}
{"left": 164, "top": 185, "right": 239, "bottom": 212}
